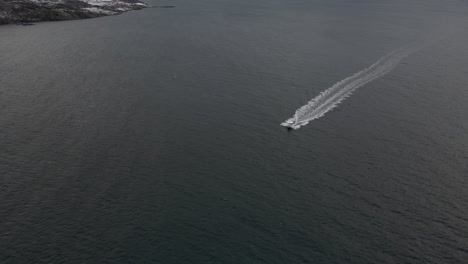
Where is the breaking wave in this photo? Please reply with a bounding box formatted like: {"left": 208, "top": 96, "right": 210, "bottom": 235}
{"left": 281, "top": 49, "right": 412, "bottom": 129}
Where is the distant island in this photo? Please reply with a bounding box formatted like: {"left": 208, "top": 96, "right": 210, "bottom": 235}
{"left": 0, "top": 0, "right": 149, "bottom": 25}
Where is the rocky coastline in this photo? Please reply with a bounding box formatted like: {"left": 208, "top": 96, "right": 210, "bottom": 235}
{"left": 0, "top": 0, "right": 148, "bottom": 25}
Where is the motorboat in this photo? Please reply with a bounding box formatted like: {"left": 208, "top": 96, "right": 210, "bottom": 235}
{"left": 281, "top": 119, "right": 296, "bottom": 130}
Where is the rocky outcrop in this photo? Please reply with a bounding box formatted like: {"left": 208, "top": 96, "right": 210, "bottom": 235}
{"left": 0, "top": 0, "right": 148, "bottom": 25}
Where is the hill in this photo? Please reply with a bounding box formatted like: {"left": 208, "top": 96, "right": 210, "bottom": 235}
{"left": 0, "top": 0, "right": 148, "bottom": 24}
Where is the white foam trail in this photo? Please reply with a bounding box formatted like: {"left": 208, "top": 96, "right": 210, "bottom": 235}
{"left": 281, "top": 49, "right": 412, "bottom": 129}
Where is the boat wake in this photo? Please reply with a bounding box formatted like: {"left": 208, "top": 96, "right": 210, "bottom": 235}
{"left": 281, "top": 49, "right": 413, "bottom": 129}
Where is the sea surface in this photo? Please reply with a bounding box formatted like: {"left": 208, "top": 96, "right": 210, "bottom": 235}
{"left": 1, "top": 0, "right": 468, "bottom": 263}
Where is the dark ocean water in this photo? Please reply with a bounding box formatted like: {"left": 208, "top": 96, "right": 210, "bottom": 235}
{"left": 1, "top": 0, "right": 468, "bottom": 263}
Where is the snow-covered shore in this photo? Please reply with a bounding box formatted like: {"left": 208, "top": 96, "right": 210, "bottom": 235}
{"left": 0, "top": 0, "right": 149, "bottom": 25}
